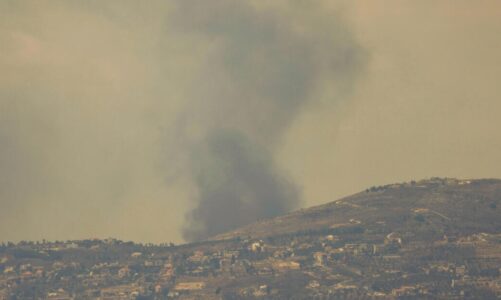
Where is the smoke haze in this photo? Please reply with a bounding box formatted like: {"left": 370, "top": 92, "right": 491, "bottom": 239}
{"left": 1, "top": 1, "right": 501, "bottom": 243}
{"left": 183, "top": 131, "right": 299, "bottom": 241}
{"left": 169, "top": 0, "right": 366, "bottom": 240}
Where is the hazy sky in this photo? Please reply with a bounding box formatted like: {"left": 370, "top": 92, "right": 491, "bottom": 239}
{"left": 1, "top": 0, "right": 501, "bottom": 243}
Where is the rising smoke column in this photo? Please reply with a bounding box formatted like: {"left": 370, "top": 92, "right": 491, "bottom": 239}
{"left": 183, "top": 130, "right": 299, "bottom": 241}
{"left": 170, "top": 0, "right": 368, "bottom": 241}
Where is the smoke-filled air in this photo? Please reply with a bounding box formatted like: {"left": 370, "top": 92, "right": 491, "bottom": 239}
{"left": 171, "top": 0, "right": 367, "bottom": 241}
{"left": 2, "top": 0, "right": 501, "bottom": 243}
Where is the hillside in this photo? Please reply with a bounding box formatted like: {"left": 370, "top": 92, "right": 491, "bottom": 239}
{"left": 1, "top": 178, "right": 501, "bottom": 299}
{"left": 213, "top": 178, "right": 501, "bottom": 241}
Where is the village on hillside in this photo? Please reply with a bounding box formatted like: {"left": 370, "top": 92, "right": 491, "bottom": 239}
{"left": 2, "top": 179, "right": 501, "bottom": 299}
{"left": 1, "top": 226, "right": 500, "bottom": 298}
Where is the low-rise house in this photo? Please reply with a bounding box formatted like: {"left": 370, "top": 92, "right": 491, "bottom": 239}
{"left": 308, "top": 280, "right": 320, "bottom": 289}
{"left": 100, "top": 284, "right": 143, "bottom": 299}
{"left": 250, "top": 241, "right": 265, "bottom": 253}
{"left": 47, "top": 289, "right": 72, "bottom": 300}
{"left": 174, "top": 281, "right": 206, "bottom": 291}
{"left": 385, "top": 232, "right": 402, "bottom": 245}
{"left": 313, "top": 252, "right": 327, "bottom": 266}
{"left": 273, "top": 260, "right": 301, "bottom": 271}
{"left": 188, "top": 250, "right": 205, "bottom": 263}
{"left": 130, "top": 252, "right": 142, "bottom": 258}
{"left": 455, "top": 265, "right": 466, "bottom": 277}
{"left": 117, "top": 266, "right": 130, "bottom": 278}
{"left": 392, "top": 285, "right": 417, "bottom": 296}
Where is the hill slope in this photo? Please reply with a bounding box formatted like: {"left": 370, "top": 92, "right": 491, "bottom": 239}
{"left": 213, "top": 178, "right": 501, "bottom": 241}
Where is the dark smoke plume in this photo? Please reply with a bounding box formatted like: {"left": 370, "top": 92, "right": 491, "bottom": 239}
{"left": 174, "top": 0, "right": 368, "bottom": 241}
{"left": 183, "top": 130, "right": 299, "bottom": 241}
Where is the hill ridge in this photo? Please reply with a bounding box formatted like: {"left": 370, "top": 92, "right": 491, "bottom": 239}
{"left": 211, "top": 177, "right": 501, "bottom": 241}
